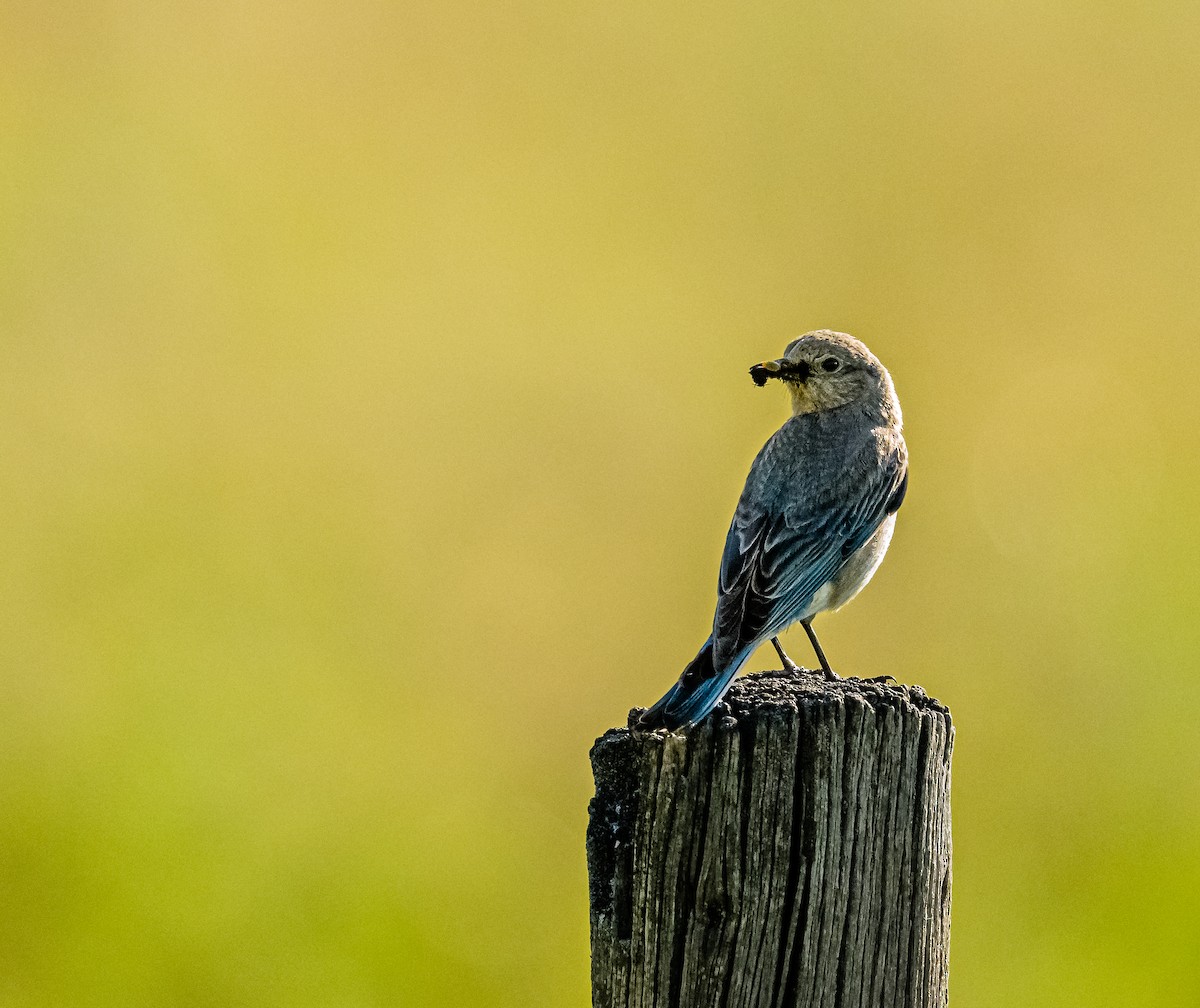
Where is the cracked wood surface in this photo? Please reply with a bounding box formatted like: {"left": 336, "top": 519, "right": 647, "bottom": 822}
{"left": 587, "top": 670, "right": 953, "bottom": 1008}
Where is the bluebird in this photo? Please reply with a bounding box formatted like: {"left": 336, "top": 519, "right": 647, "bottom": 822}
{"left": 638, "top": 330, "right": 908, "bottom": 730}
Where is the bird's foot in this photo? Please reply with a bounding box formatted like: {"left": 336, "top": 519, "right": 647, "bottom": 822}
{"left": 847, "top": 673, "right": 897, "bottom": 685}
{"left": 770, "top": 636, "right": 806, "bottom": 678}
{"left": 780, "top": 656, "right": 805, "bottom": 677}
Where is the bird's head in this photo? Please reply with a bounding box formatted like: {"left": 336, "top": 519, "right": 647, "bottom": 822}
{"left": 749, "top": 330, "right": 899, "bottom": 422}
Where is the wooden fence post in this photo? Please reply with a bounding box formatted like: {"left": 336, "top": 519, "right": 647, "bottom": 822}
{"left": 587, "top": 669, "right": 953, "bottom": 1008}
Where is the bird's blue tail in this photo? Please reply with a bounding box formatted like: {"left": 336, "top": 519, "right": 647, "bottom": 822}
{"left": 637, "top": 637, "right": 753, "bottom": 730}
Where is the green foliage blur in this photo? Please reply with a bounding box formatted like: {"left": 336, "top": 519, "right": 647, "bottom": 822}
{"left": 3, "top": 2, "right": 1198, "bottom": 1005}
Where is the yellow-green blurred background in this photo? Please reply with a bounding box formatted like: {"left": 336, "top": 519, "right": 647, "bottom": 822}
{"left": 3, "top": 2, "right": 1199, "bottom": 1005}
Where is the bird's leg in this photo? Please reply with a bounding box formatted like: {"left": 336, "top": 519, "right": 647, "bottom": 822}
{"left": 802, "top": 618, "right": 896, "bottom": 685}
{"left": 801, "top": 619, "right": 839, "bottom": 682}
{"left": 770, "top": 636, "right": 804, "bottom": 676}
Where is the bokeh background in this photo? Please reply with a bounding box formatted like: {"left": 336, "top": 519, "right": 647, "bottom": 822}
{"left": 3, "top": 2, "right": 1199, "bottom": 1005}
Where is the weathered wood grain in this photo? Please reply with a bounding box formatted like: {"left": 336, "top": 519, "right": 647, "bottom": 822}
{"left": 587, "top": 669, "right": 953, "bottom": 1008}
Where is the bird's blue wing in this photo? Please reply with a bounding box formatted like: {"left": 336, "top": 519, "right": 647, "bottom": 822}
{"left": 711, "top": 449, "right": 907, "bottom": 668}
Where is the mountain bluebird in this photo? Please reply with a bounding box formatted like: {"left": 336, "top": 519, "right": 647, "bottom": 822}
{"left": 638, "top": 330, "right": 908, "bottom": 730}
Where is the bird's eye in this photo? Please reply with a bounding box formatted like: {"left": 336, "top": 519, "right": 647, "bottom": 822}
{"left": 820, "top": 357, "right": 841, "bottom": 373}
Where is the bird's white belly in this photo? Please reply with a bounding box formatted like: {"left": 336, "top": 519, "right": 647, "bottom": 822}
{"left": 803, "top": 513, "right": 896, "bottom": 620}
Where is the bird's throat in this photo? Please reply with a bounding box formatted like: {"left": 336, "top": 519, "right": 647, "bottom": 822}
{"left": 787, "top": 382, "right": 833, "bottom": 415}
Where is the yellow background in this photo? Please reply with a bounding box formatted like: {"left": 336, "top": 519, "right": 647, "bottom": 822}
{"left": 3, "top": 2, "right": 1198, "bottom": 1005}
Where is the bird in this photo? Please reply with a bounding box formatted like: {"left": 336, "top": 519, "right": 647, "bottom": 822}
{"left": 637, "top": 330, "right": 908, "bottom": 731}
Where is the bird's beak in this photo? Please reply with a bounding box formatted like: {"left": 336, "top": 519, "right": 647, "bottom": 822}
{"left": 749, "top": 358, "right": 810, "bottom": 386}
